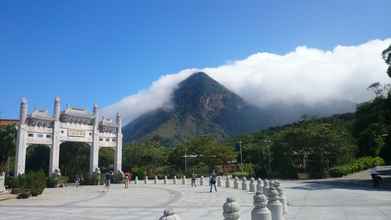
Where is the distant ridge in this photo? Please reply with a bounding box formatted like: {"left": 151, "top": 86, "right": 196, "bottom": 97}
{"left": 122, "top": 72, "right": 355, "bottom": 145}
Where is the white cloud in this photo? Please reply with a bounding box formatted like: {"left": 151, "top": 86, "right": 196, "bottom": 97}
{"left": 103, "top": 39, "right": 391, "bottom": 124}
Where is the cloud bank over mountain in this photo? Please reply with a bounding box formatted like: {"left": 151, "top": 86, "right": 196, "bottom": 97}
{"left": 103, "top": 39, "right": 391, "bottom": 124}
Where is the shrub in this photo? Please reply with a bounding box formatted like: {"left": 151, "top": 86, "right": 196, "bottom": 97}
{"left": 329, "top": 156, "right": 385, "bottom": 177}
{"left": 131, "top": 167, "right": 146, "bottom": 179}
{"left": 230, "top": 171, "right": 249, "bottom": 178}
{"left": 47, "top": 176, "right": 57, "bottom": 188}
{"left": 30, "top": 171, "right": 46, "bottom": 196}
{"left": 5, "top": 175, "right": 16, "bottom": 189}
{"left": 10, "top": 171, "right": 47, "bottom": 198}
{"left": 17, "top": 191, "right": 31, "bottom": 199}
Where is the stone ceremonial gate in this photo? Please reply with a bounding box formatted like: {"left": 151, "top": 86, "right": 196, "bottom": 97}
{"left": 15, "top": 97, "right": 122, "bottom": 175}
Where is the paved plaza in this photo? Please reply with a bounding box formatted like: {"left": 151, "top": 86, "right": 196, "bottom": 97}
{"left": 0, "top": 180, "right": 391, "bottom": 220}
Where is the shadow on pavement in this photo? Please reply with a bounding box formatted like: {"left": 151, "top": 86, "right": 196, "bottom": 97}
{"left": 287, "top": 177, "right": 391, "bottom": 192}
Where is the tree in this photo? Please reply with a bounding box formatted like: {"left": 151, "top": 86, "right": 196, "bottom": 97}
{"left": 0, "top": 125, "right": 16, "bottom": 172}
{"left": 383, "top": 45, "right": 391, "bottom": 77}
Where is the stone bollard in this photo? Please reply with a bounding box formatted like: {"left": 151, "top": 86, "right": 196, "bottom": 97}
{"left": 274, "top": 181, "right": 288, "bottom": 215}
{"left": 173, "top": 176, "right": 177, "bottom": 184}
{"left": 252, "top": 191, "right": 272, "bottom": 220}
{"left": 164, "top": 176, "right": 168, "bottom": 184}
{"left": 257, "top": 178, "right": 264, "bottom": 192}
{"left": 159, "top": 208, "right": 181, "bottom": 220}
{"left": 182, "top": 176, "right": 186, "bottom": 185}
{"left": 267, "top": 189, "right": 284, "bottom": 220}
{"left": 234, "top": 177, "right": 239, "bottom": 189}
{"left": 249, "top": 177, "right": 256, "bottom": 193}
{"left": 144, "top": 176, "right": 149, "bottom": 184}
{"left": 154, "top": 176, "right": 158, "bottom": 184}
{"left": 217, "top": 176, "right": 222, "bottom": 187}
{"left": 263, "top": 179, "right": 269, "bottom": 195}
{"left": 200, "top": 176, "right": 204, "bottom": 186}
{"left": 225, "top": 176, "right": 231, "bottom": 188}
{"left": 223, "top": 197, "right": 240, "bottom": 220}
{"left": 0, "top": 172, "right": 5, "bottom": 192}
{"left": 242, "top": 177, "right": 248, "bottom": 191}
{"left": 135, "top": 176, "right": 139, "bottom": 184}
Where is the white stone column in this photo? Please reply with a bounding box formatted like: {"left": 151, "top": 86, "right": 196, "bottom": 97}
{"left": 182, "top": 176, "right": 186, "bottom": 185}
{"left": 49, "top": 142, "right": 61, "bottom": 175}
{"left": 249, "top": 177, "right": 256, "bottom": 193}
{"left": 50, "top": 96, "right": 62, "bottom": 175}
{"left": 15, "top": 97, "right": 28, "bottom": 175}
{"left": 200, "top": 176, "right": 204, "bottom": 186}
{"left": 223, "top": 197, "right": 240, "bottom": 220}
{"left": 242, "top": 177, "right": 248, "bottom": 191}
{"left": 274, "top": 181, "right": 288, "bottom": 215}
{"left": 234, "top": 177, "right": 239, "bottom": 189}
{"left": 114, "top": 112, "right": 122, "bottom": 173}
{"left": 134, "top": 176, "right": 138, "bottom": 184}
{"left": 164, "top": 176, "right": 168, "bottom": 184}
{"left": 144, "top": 176, "right": 149, "bottom": 184}
{"left": 90, "top": 104, "right": 100, "bottom": 174}
{"left": 225, "top": 176, "right": 231, "bottom": 188}
{"left": 154, "top": 176, "right": 158, "bottom": 184}
{"left": 89, "top": 144, "right": 99, "bottom": 175}
{"left": 251, "top": 191, "right": 271, "bottom": 220}
{"left": 267, "top": 189, "right": 284, "bottom": 220}
{"left": 257, "top": 178, "right": 264, "bottom": 192}
{"left": 173, "top": 176, "right": 177, "bottom": 184}
{"left": 217, "top": 176, "right": 222, "bottom": 187}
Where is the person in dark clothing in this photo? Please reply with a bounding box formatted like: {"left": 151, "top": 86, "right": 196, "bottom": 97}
{"left": 191, "top": 172, "right": 197, "bottom": 188}
{"left": 209, "top": 173, "right": 217, "bottom": 192}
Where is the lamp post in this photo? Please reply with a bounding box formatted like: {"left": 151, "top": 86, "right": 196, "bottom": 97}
{"left": 239, "top": 140, "right": 243, "bottom": 168}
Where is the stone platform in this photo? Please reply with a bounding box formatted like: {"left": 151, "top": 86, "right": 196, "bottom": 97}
{"left": 0, "top": 180, "right": 391, "bottom": 220}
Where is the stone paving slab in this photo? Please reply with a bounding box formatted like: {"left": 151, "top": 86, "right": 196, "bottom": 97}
{"left": 0, "top": 180, "right": 390, "bottom": 220}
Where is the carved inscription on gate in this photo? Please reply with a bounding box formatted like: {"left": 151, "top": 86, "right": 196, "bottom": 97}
{"left": 68, "top": 129, "right": 85, "bottom": 137}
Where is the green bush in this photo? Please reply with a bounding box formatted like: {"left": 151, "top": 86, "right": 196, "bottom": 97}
{"left": 5, "top": 175, "right": 16, "bottom": 189}
{"left": 47, "top": 176, "right": 58, "bottom": 188}
{"left": 30, "top": 171, "right": 46, "bottom": 196}
{"left": 230, "top": 171, "right": 249, "bottom": 178}
{"left": 17, "top": 191, "right": 31, "bottom": 199}
{"left": 131, "top": 167, "right": 146, "bottom": 179}
{"left": 329, "top": 156, "right": 385, "bottom": 177}
{"left": 11, "top": 171, "right": 47, "bottom": 198}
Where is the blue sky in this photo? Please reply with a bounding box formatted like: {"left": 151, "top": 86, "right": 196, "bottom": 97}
{"left": 0, "top": 0, "right": 390, "bottom": 119}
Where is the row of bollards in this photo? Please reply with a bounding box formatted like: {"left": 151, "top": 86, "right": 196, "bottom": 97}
{"left": 152, "top": 176, "right": 288, "bottom": 220}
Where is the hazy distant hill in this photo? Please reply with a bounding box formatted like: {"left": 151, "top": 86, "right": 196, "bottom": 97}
{"left": 123, "top": 72, "right": 355, "bottom": 145}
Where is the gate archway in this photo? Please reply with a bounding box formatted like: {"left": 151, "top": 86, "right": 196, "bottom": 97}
{"left": 15, "top": 97, "right": 123, "bottom": 176}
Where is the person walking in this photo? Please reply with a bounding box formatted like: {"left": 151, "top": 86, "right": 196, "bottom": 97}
{"left": 191, "top": 172, "right": 197, "bottom": 188}
{"left": 209, "top": 172, "right": 217, "bottom": 192}
{"left": 74, "top": 175, "right": 81, "bottom": 188}
{"left": 124, "top": 172, "right": 130, "bottom": 188}
{"left": 104, "top": 171, "right": 111, "bottom": 191}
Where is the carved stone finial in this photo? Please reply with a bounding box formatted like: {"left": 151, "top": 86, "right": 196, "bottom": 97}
{"left": 254, "top": 191, "right": 268, "bottom": 207}
{"left": 159, "top": 208, "right": 181, "bottom": 220}
{"left": 252, "top": 191, "right": 271, "bottom": 220}
{"left": 21, "top": 97, "right": 27, "bottom": 104}
{"left": 223, "top": 197, "right": 240, "bottom": 220}
{"left": 267, "top": 188, "right": 284, "bottom": 220}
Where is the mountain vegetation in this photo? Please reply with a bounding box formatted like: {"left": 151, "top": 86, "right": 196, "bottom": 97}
{"left": 123, "top": 72, "right": 355, "bottom": 145}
